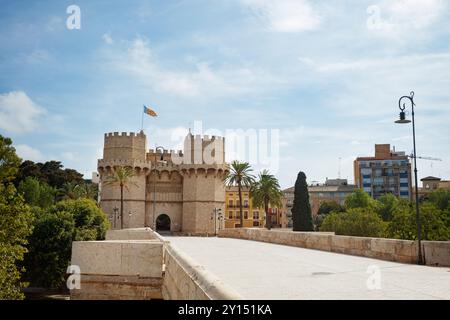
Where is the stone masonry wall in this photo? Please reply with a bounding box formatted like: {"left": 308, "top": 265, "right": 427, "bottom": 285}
{"left": 162, "top": 243, "right": 242, "bottom": 300}
{"left": 218, "top": 228, "right": 450, "bottom": 267}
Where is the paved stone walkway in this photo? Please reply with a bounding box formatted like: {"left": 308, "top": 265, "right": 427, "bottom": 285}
{"left": 167, "top": 236, "right": 450, "bottom": 300}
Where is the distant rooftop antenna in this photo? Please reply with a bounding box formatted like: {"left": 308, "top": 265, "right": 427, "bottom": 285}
{"left": 338, "top": 157, "right": 342, "bottom": 179}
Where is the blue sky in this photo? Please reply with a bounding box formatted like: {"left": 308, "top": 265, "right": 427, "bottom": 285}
{"left": 1, "top": 0, "right": 450, "bottom": 188}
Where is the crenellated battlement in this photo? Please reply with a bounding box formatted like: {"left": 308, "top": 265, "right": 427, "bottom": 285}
{"left": 103, "top": 130, "right": 147, "bottom": 162}
{"left": 104, "top": 131, "right": 146, "bottom": 138}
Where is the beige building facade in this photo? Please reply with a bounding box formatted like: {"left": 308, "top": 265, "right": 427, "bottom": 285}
{"left": 98, "top": 131, "right": 228, "bottom": 235}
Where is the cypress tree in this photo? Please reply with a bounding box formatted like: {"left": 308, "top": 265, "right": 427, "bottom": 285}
{"left": 292, "top": 171, "right": 314, "bottom": 231}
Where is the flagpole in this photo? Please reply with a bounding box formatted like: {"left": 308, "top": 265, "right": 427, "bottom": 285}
{"left": 141, "top": 106, "right": 144, "bottom": 131}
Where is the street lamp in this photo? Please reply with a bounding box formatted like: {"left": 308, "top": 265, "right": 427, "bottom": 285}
{"left": 211, "top": 208, "right": 222, "bottom": 236}
{"left": 151, "top": 146, "right": 166, "bottom": 230}
{"left": 395, "top": 91, "right": 423, "bottom": 265}
{"left": 113, "top": 206, "right": 119, "bottom": 229}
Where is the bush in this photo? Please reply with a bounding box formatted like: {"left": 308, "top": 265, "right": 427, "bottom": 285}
{"left": 53, "top": 198, "right": 109, "bottom": 240}
{"left": 24, "top": 198, "right": 109, "bottom": 288}
{"left": 320, "top": 208, "right": 386, "bottom": 237}
{"left": 386, "top": 202, "right": 449, "bottom": 241}
{"left": 0, "top": 184, "right": 34, "bottom": 299}
{"left": 24, "top": 211, "right": 74, "bottom": 288}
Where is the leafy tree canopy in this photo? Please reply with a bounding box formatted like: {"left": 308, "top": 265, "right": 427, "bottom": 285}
{"left": 0, "top": 183, "right": 34, "bottom": 299}
{"left": 24, "top": 198, "right": 109, "bottom": 288}
{"left": 0, "top": 135, "right": 21, "bottom": 184}
{"left": 344, "top": 188, "right": 376, "bottom": 209}
{"left": 376, "top": 193, "right": 399, "bottom": 221}
{"left": 386, "top": 202, "right": 449, "bottom": 241}
{"left": 18, "top": 176, "right": 56, "bottom": 208}
{"left": 320, "top": 208, "right": 386, "bottom": 238}
{"left": 15, "top": 160, "right": 84, "bottom": 189}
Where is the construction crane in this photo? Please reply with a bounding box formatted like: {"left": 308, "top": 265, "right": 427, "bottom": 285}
{"left": 409, "top": 154, "right": 442, "bottom": 162}
{"left": 408, "top": 154, "right": 443, "bottom": 177}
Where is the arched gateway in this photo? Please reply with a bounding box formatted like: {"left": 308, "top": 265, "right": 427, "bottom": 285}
{"left": 156, "top": 214, "right": 171, "bottom": 231}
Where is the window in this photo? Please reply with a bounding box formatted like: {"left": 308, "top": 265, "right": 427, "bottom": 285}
{"left": 228, "top": 211, "right": 233, "bottom": 219}
{"left": 244, "top": 211, "right": 248, "bottom": 219}
{"left": 236, "top": 200, "right": 241, "bottom": 207}
{"left": 228, "top": 200, "right": 233, "bottom": 207}
{"left": 253, "top": 211, "right": 259, "bottom": 219}
{"left": 244, "top": 200, "right": 249, "bottom": 207}
{"left": 400, "top": 183, "right": 409, "bottom": 188}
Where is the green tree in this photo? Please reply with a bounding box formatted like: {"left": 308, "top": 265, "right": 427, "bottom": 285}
{"left": 320, "top": 208, "right": 386, "bottom": 237}
{"left": 76, "top": 182, "right": 98, "bottom": 201}
{"left": 386, "top": 202, "right": 449, "bottom": 241}
{"left": 426, "top": 189, "right": 450, "bottom": 211}
{"left": 103, "top": 166, "right": 137, "bottom": 229}
{"left": 18, "top": 176, "right": 56, "bottom": 208}
{"left": 23, "top": 210, "right": 74, "bottom": 288}
{"left": 57, "top": 181, "right": 81, "bottom": 201}
{"left": 0, "top": 184, "right": 34, "bottom": 299}
{"left": 376, "top": 193, "right": 399, "bottom": 221}
{"left": 0, "top": 135, "right": 21, "bottom": 183}
{"left": 15, "top": 160, "right": 84, "bottom": 189}
{"left": 292, "top": 171, "right": 314, "bottom": 231}
{"left": 24, "top": 198, "right": 109, "bottom": 288}
{"left": 314, "top": 200, "right": 345, "bottom": 230}
{"left": 225, "top": 161, "right": 255, "bottom": 228}
{"left": 344, "top": 189, "right": 375, "bottom": 209}
{"left": 252, "top": 170, "right": 283, "bottom": 230}
{"left": 14, "top": 160, "right": 42, "bottom": 186}
{"left": 53, "top": 198, "right": 109, "bottom": 240}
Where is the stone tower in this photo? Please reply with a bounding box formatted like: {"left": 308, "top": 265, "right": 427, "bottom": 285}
{"left": 179, "top": 133, "right": 227, "bottom": 234}
{"left": 98, "top": 131, "right": 150, "bottom": 229}
{"left": 98, "top": 130, "right": 228, "bottom": 234}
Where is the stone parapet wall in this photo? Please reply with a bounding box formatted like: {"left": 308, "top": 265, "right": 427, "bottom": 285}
{"left": 162, "top": 243, "right": 243, "bottom": 300}
{"left": 70, "top": 275, "right": 163, "bottom": 300}
{"left": 105, "top": 228, "right": 158, "bottom": 240}
{"left": 423, "top": 241, "right": 450, "bottom": 266}
{"left": 70, "top": 239, "right": 164, "bottom": 300}
{"left": 218, "top": 228, "right": 450, "bottom": 267}
{"left": 70, "top": 228, "right": 242, "bottom": 300}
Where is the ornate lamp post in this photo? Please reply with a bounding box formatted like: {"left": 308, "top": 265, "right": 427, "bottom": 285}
{"left": 211, "top": 208, "right": 222, "bottom": 236}
{"left": 395, "top": 91, "right": 423, "bottom": 265}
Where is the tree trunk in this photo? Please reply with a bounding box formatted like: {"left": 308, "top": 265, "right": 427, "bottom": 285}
{"left": 238, "top": 183, "right": 243, "bottom": 228}
{"left": 120, "top": 183, "right": 124, "bottom": 229}
{"left": 265, "top": 198, "right": 271, "bottom": 230}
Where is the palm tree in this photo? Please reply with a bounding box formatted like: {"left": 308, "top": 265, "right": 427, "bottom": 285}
{"left": 58, "top": 181, "right": 81, "bottom": 200}
{"left": 225, "top": 161, "right": 255, "bottom": 228}
{"left": 103, "top": 166, "right": 137, "bottom": 229}
{"left": 252, "top": 170, "right": 283, "bottom": 230}
{"left": 76, "top": 182, "right": 98, "bottom": 201}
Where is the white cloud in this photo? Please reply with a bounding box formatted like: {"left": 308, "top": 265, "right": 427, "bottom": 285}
{"left": 106, "top": 37, "right": 279, "bottom": 98}
{"left": 368, "top": 0, "right": 446, "bottom": 37}
{"left": 15, "top": 144, "right": 44, "bottom": 162}
{"left": 299, "top": 52, "right": 450, "bottom": 73}
{"left": 240, "top": 0, "right": 321, "bottom": 32}
{"left": 0, "top": 91, "right": 45, "bottom": 134}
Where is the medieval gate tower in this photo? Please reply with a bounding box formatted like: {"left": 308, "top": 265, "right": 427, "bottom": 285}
{"left": 97, "top": 131, "right": 228, "bottom": 234}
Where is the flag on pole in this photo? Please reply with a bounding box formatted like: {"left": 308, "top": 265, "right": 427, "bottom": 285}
{"left": 143, "top": 105, "right": 157, "bottom": 117}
